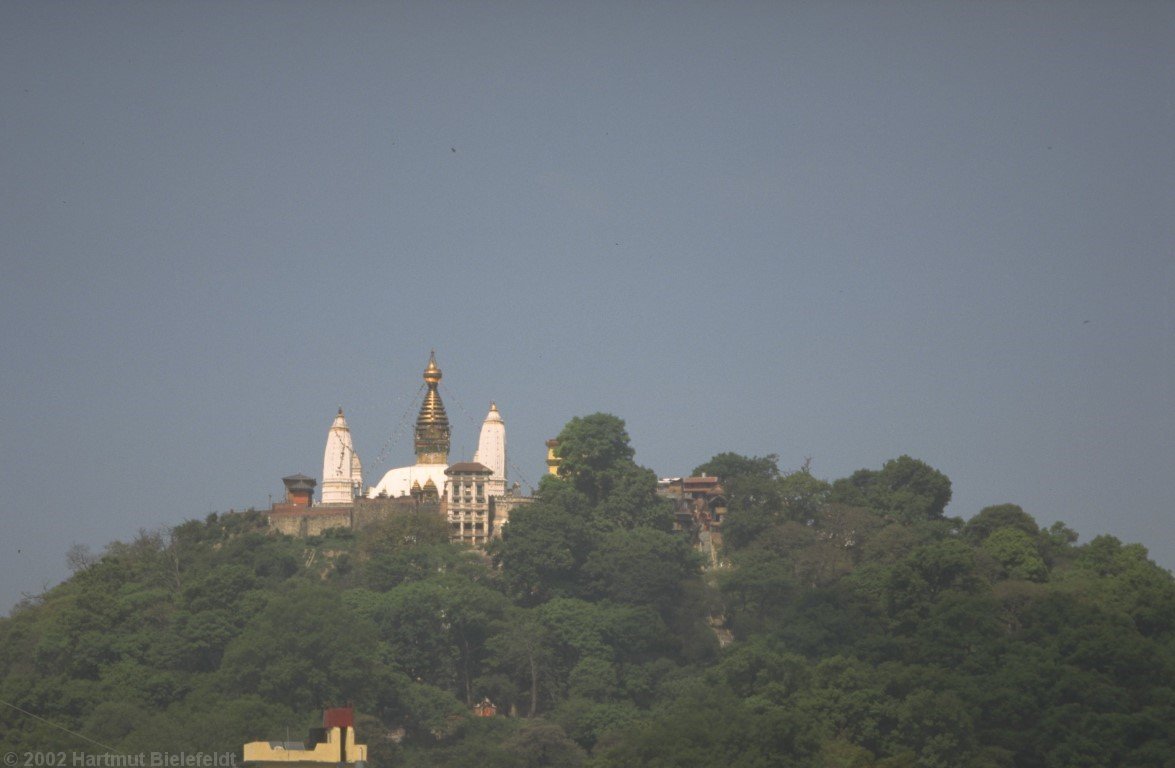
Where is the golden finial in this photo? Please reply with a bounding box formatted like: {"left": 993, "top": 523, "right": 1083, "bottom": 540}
{"left": 423, "top": 350, "right": 442, "bottom": 384}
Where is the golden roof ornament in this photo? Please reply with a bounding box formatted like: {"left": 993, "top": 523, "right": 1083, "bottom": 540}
{"left": 423, "top": 350, "right": 442, "bottom": 385}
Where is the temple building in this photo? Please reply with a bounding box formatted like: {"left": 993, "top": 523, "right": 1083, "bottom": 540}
{"left": 269, "top": 352, "right": 531, "bottom": 542}
{"left": 657, "top": 475, "right": 727, "bottom": 567}
{"left": 321, "top": 408, "right": 363, "bottom": 505}
{"left": 474, "top": 402, "right": 507, "bottom": 495}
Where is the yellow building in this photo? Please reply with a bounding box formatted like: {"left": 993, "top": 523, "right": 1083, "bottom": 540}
{"left": 243, "top": 708, "right": 367, "bottom": 768}
{"left": 545, "top": 438, "right": 560, "bottom": 475}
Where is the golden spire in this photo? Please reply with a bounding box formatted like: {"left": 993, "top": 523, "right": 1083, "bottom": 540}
{"left": 414, "top": 351, "right": 451, "bottom": 464}
{"left": 424, "top": 349, "right": 441, "bottom": 385}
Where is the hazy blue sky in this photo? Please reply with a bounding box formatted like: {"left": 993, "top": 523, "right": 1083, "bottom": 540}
{"left": 2, "top": 1, "right": 1172, "bottom": 612}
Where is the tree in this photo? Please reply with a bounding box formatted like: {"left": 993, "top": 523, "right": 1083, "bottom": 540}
{"left": 554, "top": 414, "right": 636, "bottom": 505}
{"left": 884, "top": 540, "right": 983, "bottom": 629}
{"left": 581, "top": 528, "right": 699, "bottom": 615}
{"left": 65, "top": 544, "right": 98, "bottom": 574}
{"left": 831, "top": 456, "right": 952, "bottom": 522}
{"left": 693, "top": 452, "right": 781, "bottom": 483}
{"left": 484, "top": 608, "right": 559, "bottom": 717}
{"left": 360, "top": 509, "right": 451, "bottom": 558}
{"left": 218, "top": 583, "right": 384, "bottom": 712}
{"left": 698, "top": 454, "right": 833, "bottom": 550}
{"left": 778, "top": 469, "right": 832, "bottom": 522}
{"left": 981, "top": 528, "right": 1048, "bottom": 583}
{"left": 362, "top": 543, "right": 473, "bottom": 592}
{"left": 964, "top": 504, "right": 1039, "bottom": 543}
{"left": 720, "top": 547, "right": 797, "bottom": 632}
{"left": 592, "top": 465, "right": 673, "bottom": 532}
{"left": 498, "top": 720, "right": 586, "bottom": 768}
{"left": 492, "top": 492, "right": 592, "bottom": 604}
{"left": 363, "top": 576, "right": 507, "bottom": 705}
{"left": 695, "top": 452, "right": 784, "bottom": 522}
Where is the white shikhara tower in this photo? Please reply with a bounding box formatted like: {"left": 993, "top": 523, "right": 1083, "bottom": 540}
{"left": 473, "top": 402, "right": 507, "bottom": 497}
{"left": 321, "top": 408, "right": 363, "bottom": 504}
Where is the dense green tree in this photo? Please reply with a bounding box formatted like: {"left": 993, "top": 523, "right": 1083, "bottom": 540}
{"left": 964, "top": 504, "right": 1039, "bottom": 543}
{"left": 720, "top": 547, "right": 797, "bottom": 632}
{"left": 778, "top": 469, "right": 833, "bottom": 522}
{"left": 484, "top": 608, "right": 560, "bottom": 717}
{"left": 552, "top": 697, "right": 639, "bottom": 751}
{"left": 362, "top": 542, "right": 476, "bottom": 591}
{"left": 492, "top": 490, "right": 592, "bottom": 604}
{"left": 360, "top": 508, "right": 451, "bottom": 557}
{"left": 497, "top": 720, "right": 586, "bottom": 768}
{"left": 1061, "top": 535, "right": 1175, "bottom": 637}
{"left": 704, "top": 454, "right": 833, "bottom": 550}
{"left": 884, "top": 540, "right": 984, "bottom": 630}
{"left": 981, "top": 528, "right": 1048, "bottom": 583}
{"left": 551, "top": 414, "right": 672, "bottom": 531}
{"left": 693, "top": 452, "right": 781, "bottom": 483}
{"left": 581, "top": 528, "right": 699, "bottom": 615}
{"left": 592, "top": 677, "right": 823, "bottom": 768}
{"left": 554, "top": 413, "right": 638, "bottom": 505}
{"left": 218, "top": 582, "right": 385, "bottom": 712}
{"left": 695, "top": 453, "right": 784, "bottom": 536}
{"left": 832, "top": 456, "right": 953, "bottom": 522}
{"left": 346, "top": 576, "right": 508, "bottom": 705}
{"left": 592, "top": 464, "right": 673, "bottom": 532}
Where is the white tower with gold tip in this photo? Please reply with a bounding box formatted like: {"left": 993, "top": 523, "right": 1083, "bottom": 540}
{"left": 473, "top": 402, "right": 507, "bottom": 496}
{"left": 321, "top": 407, "right": 362, "bottom": 505}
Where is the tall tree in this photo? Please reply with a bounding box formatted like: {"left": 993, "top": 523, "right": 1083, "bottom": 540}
{"left": 492, "top": 484, "right": 593, "bottom": 604}
{"left": 964, "top": 504, "right": 1038, "bottom": 543}
{"left": 217, "top": 582, "right": 384, "bottom": 712}
{"left": 695, "top": 452, "right": 784, "bottom": 550}
{"left": 554, "top": 413, "right": 637, "bottom": 505}
{"left": 831, "top": 456, "right": 953, "bottom": 522}
{"left": 581, "top": 528, "right": 700, "bottom": 615}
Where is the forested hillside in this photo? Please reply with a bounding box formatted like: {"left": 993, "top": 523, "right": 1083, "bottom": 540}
{"left": 2, "top": 414, "right": 1173, "bottom": 767}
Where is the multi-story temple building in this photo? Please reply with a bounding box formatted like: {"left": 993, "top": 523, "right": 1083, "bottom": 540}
{"left": 269, "top": 352, "right": 530, "bottom": 544}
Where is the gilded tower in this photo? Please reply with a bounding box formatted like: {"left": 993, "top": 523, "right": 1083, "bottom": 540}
{"left": 414, "top": 351, "right": 451, "bottom": 464}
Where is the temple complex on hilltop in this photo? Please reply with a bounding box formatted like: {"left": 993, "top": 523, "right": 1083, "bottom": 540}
{"left": 269, "top": 352, "right": 531, "bottom": 545}
{"left": 267, "top": 351, "right": 727, "bottom": 556}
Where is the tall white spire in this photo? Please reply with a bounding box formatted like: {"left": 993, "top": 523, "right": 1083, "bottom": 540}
{"left": 473, "top": 402, "right": 507, "bottom": 483}
{"left": 322, "top": 407, "right": 361, "bottom": 505}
